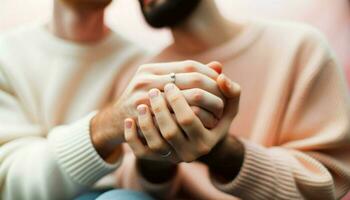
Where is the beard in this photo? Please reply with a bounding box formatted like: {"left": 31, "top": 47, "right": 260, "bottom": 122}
{"left": 139, "top": 0, "right": 201, "bottom": 28}
{"left": 59, "top": 0, "right": 113, "bottom": 10}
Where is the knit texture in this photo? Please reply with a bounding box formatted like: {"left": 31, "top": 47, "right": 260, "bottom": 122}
{"left": 0, "top": 24, "right": 146, "bottom": 200}
{"left": 116, "top": 19, "right": 350, "bottom": 199}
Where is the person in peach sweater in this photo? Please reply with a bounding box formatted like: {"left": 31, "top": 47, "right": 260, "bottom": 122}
{"left": 112, "top": 0, "right": 350, "bottom": 199}
{"left": 0, "top": 0, "right": 238, "bottom": 199}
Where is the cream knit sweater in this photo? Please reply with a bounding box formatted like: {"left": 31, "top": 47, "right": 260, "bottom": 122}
{"left": 0, "top": 24, "right": 145, "bottom": 200}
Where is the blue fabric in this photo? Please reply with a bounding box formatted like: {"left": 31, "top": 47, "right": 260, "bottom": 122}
{"left": 75, "top": 189, "right": 154, "bottom": 200}
{"left": 96, "top": 189, "right": 155, "bottom": 200}
{"left": 75, "top": 190, "right": 106, "bottom": 200}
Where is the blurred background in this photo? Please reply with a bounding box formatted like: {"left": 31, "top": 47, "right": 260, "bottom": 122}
{"left": 1, "top": 0, "right": 350, "bottom": 198}
{"left": 1, "top": 0, "right": 349, "bottom": 82}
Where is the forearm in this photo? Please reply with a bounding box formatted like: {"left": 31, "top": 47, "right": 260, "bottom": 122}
{"left": 203, "top": 139, "right": 342, "bottom": 199}
{"left": 1, "top": 134, "right": 119, "bottom": 200}
{"left": 0, "top": 113, "right": 122, "bottom": 200}
{"left": 90, "top": 105, "right": 124, "bottom": 163}
{"left": 115, "top": 153, "right": 180, "bottom": 199}
{"left": 199, "top": 135, "right": 245, "bottom": 183}
{"left": 137, "top": 159, "right": 178, "bottom": 184}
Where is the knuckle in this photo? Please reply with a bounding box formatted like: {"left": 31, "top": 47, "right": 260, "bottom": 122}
{"left": 185, "top": 65, "right": 196, "bottom": 73}
{"left": 182, "top": 154, "right": 196, "bottom": 163}
{"left": 163, "top": 127, "right": 178, "bottom": 141}
{"left": 217, "top": 98, "right": 224, "bottom": 110}
{"left": 178, "top": 115, "right": 195, "bottom": 126}
{"left": 182, "top": 60, "right": 200, "bottom": 72}
{"left": 168, "top": 94, "right": 181, "bottom": 104}
{"left": 148, "top": 141, "right": 164, "bottom": 152}
{"left": 134, "top": 150, "right": 146, "bottom": 158}
{"left": 139, "top": 123, "right": 151, "bottom": 132}
{"left": 192, "top": 89, "right": 203, "bottom": 102}
{"left": 152, "top": 105, "right": 162, "bottom": 114}
{"left": 191, "top": 106, "right": 201, "bottom": 115}
{"left": 183, "top": 60, "right": 196, "bottom": 66}
{"left": 198, "top": 144, "right": 211, "bottom": 156}
{"left": 208, "top": 118, "right": 218, "bottom": 128}
{"left": 191, "top": 73, "right": 204, "bottom": 85}
{"left": 134, "top": 77, "right": 152, "bottom": 90}
{"left": 137, "top": 64, "right": 151, "bottom": 73}
{"left": 133, "top": 96, "right": 148, "bottom": 108}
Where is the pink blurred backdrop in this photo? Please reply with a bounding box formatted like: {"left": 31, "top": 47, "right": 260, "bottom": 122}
{"left": 1, "top": 0, "right": 349, "bottom": 57}
{"left": 3, "top": 0, "right": 350, "bottom": 82}
{"left": 3, "top": 0, "right": 349, "bottom": 83}
{"left": 0, "top": 0, "right": 350, "bottom": 198}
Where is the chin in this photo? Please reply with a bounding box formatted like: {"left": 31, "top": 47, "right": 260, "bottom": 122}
{"left": 60, "top": 0, "right": 113, "bottom": 9}
{"left": 139, "top": 0, "right": 201, "bottom": 28}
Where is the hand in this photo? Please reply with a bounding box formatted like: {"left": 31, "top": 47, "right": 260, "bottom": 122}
{"left": 90, "top": 61, "right": 224, "bottom": 161}
{"left": 124, "top": 73, "right": 241, "bottom": 163}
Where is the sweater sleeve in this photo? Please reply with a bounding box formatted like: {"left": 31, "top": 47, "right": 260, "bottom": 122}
{"left": 212, "top": 32, "right": 350, "bottom": 199}
{"left": 0, "top": 69, "right": 121, "bottom": 200}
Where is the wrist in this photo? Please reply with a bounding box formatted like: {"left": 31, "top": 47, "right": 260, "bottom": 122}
{"left": 199, "top": 136, "right": 245, "bottom": 183}
{"left": 137, "top": 159, "right": 178, "bottom": 184}
{"left": 90, "top": 106, "right": 124, "bottom": 163}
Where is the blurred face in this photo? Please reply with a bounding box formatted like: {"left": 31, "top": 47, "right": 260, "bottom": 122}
{"left": 138, "top": 0, "right": 201, "bottom": 28}
{"left": 59, "top": 0, "right": 113, "bottom": 9}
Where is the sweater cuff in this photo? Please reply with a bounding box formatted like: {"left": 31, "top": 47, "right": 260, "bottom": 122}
{"left": 48, "top": 112, "right": 122, "bottom": 186}
{"left": 212, "top": 140, "right": 295, "bottom": 199}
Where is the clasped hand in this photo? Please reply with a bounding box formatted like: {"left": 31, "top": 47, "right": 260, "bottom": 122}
{"left": 124, "top": 61, "right": 240, "bottom": 163}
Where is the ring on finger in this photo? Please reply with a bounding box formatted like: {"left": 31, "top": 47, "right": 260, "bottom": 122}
{"left": 160, "top": 150, "right": 172, "bottom": 158}
{"left": 169, "top": 72, "right": 176, "bottom": 84}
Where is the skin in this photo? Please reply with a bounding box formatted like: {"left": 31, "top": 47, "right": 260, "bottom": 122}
{"left": 48, "top": 0, "right": 229, "bottom": 164}
{"left": 170, "top": 0, "right": 243, "bottom": 54}
{"left": 131, "top": 0, "right": 246, "bottom": 184}
{"left": 125, "top": 70, "right": 241, "bottom": 164}
{"left": 92, "top": 60, "right": 229, "bottom": 162}
{"left": 49, "top": 0, "right": 111, "bottom": 43}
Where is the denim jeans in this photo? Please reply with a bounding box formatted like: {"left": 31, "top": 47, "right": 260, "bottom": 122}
{"left": 75, "top": 189, "right": 155, "bottom": 200}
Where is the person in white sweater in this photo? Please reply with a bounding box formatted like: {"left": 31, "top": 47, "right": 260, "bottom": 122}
{"left": 0, "top": 0, "right": 231, "bottom": 199}
{"left": 0, "top": 0, "right": 144, "bottom": 199}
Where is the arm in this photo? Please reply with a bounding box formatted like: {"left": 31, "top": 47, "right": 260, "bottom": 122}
{"left": 199, "top": 135, "right": 244, "bottom": 183}
{"left": 115, "top": 151, "right": 180, "bottom": 199}
{"left": 0, "top": 68, "right": 122, "bottom": 200}
{"left": 204, "top": 36, "right": 350, "bottom": 199}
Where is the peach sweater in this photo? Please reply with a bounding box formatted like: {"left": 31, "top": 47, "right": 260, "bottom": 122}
{"left": 115, "top": 20, "right": 350, "bottom": 199}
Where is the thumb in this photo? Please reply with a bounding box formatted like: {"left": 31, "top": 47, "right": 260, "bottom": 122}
{"left": 214, "top": 74, "right": 240, "bottom": 133}
{"left": 207, "top": 61, "right": 223, "bottom": 74}
{"left": 217, "top": 74, "right": 241, "bottom": 99}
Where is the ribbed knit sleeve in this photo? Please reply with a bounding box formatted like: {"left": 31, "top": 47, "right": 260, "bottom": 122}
{"left": 0, "top": 68, "right": 121, "bottom": 199}
{"left": 0, "top": 111, "right": 122, "bottom": 200}
{"left": 48, "top": 112, "right": 121, "bottom": 186}
{"left": 213, "top": 140, "right": 337, "bottom": 199}
{"left": 211, "top": 31, "right": 350, "bottom": 199}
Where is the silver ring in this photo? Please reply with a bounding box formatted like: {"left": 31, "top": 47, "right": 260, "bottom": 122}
{"left": 160, "top": 150, "right": 172, "bottom": 158}
{"left": 169, "top": 72, "right": 176, "bottom": 84}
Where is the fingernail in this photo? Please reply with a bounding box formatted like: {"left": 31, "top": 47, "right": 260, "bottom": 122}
{"left": 149, "top": 89, "right": 159, "bottom": 98}
{"left": 125, "top": 120, "right": 132, "bottom": 129}
{"left": 233, "top": 82, "right": 241, "bottom": 93}
{"left": 222, "top": 75, "right": 232, "bottom": 89}
{"left": 164, "top": 83, "right": 175, "bottom": 92}
{"left": 138, "top": 105, "right": 147, "bottom": 115}
{"left": 208, "top": 61, "right": 222, "bottom": 74}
